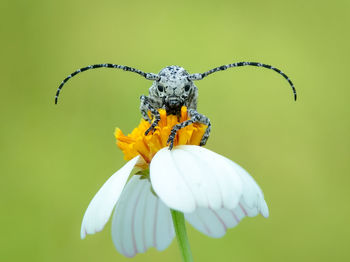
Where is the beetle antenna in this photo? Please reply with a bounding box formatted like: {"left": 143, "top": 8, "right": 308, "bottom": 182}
{"left": 55, "top": 63, "right": 159, "bottom": 104}
{"left": 188, "top": 62, "right": 297, "bottom": 101}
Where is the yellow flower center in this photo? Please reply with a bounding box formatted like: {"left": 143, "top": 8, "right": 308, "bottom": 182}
{"left": 115, "top": 106, "right": 207, "bottom": 164}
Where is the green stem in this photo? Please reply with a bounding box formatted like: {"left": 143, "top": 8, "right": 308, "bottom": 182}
{"left": 171, "top": 209, "right": 194, "bottom": 262}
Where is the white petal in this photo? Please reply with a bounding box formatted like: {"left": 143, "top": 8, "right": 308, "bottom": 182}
{"left": 186, "top": 159, "right": 269, "bottom": 238}
{"left": 186, "top": 199, "right": 268, "bottom": 238}
{"left": 112, "top": 176, "right": 174, "bottom": 257}
{"left": 231, "top": 161, "right": 269, "bottom": 218}
{"left": 80, "top": 156, "right": 140, "bottom": 239}
{"left": 150, "top": 145, "right": 243, "bottom": 213}
{"left": 185, "top": 207, "right": 238, "bottom": 238}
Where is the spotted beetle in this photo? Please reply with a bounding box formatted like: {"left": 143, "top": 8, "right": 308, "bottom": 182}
{"left": 55, "top": 62, "right": 296, "bottom": 149}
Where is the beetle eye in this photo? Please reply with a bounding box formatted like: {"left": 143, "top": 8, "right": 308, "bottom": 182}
{"left": 157, "top": 85, "right": 164, "bottom": 92}
{"left": 184, "top": 85, "right": 190, "bottom": 92}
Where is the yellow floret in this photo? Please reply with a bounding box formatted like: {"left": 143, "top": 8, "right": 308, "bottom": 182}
{"left": 115, "top": 106, "right": 207, "bottom": 163}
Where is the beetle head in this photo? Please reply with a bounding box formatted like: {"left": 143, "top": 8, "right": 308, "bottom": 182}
{"left": 150, "top": 66, "right": 196, "bottom": 110}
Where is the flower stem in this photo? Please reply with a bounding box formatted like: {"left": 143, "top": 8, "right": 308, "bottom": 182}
{"left": 171, "top": 209, "right": 194, "bottom": 262}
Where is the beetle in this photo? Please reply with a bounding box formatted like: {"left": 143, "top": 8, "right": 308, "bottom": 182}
{"left": 55, "top": 62, "right": 296, "bottom": 149}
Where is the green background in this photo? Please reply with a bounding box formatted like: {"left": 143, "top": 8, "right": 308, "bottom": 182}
{"left": 1, "top": 0, "right": 349, "bottom": 261}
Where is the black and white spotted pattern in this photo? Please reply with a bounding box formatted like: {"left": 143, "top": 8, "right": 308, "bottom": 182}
{"left": 139, "top": 95, "right": 161, "bottom": 136}
{"left": 55, "top": 63, "right": 159, "bottom": 104}
{"left": 55, "top": 62, "right": 296, "bottom": 150}
{"left": 188, "top": 62, "right": 297, "bottom": 100}
{"left": 167, "top": 109, "right": 211, "bottom": 150}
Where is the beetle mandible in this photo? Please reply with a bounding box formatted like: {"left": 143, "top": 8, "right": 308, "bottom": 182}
{"left": 55, "top": 62, "right": 296, "bottom": 149}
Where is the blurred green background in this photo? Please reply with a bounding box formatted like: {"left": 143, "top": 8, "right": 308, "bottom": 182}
{"left": 1, "top": 0, "right": 349, "bottom": 261}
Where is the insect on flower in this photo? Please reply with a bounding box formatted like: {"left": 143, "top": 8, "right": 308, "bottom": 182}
{"left": 56, "top": 62, "right": 296, "bottom": 259}
{"left": 55, "top": 62, "right": 296, "bottom": 149}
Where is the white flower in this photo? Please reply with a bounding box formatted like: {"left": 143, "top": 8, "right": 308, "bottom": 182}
{"left": 81, "top": 145, "right": 269, "bottom": 257}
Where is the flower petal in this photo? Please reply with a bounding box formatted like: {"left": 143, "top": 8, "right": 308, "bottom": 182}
{"left": 185, "top": 199, "right": 267, "bottom": 238}
{"left": 150, "top": 145, "right": 243, "bottom": 213}
{"left": 80, "top": 156, "right": 140, "bottom": 239}
{"left": 185, "top": 160, "right": 269, "bottom": 238}
{"left": 185, "top": 207, "right": 235, "bottom": 238}
{"left": 231, "top": 160, "right": 269, "bottom": 218}
{"left": 112, "top": 176, "right": 174, "bottom": 257}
